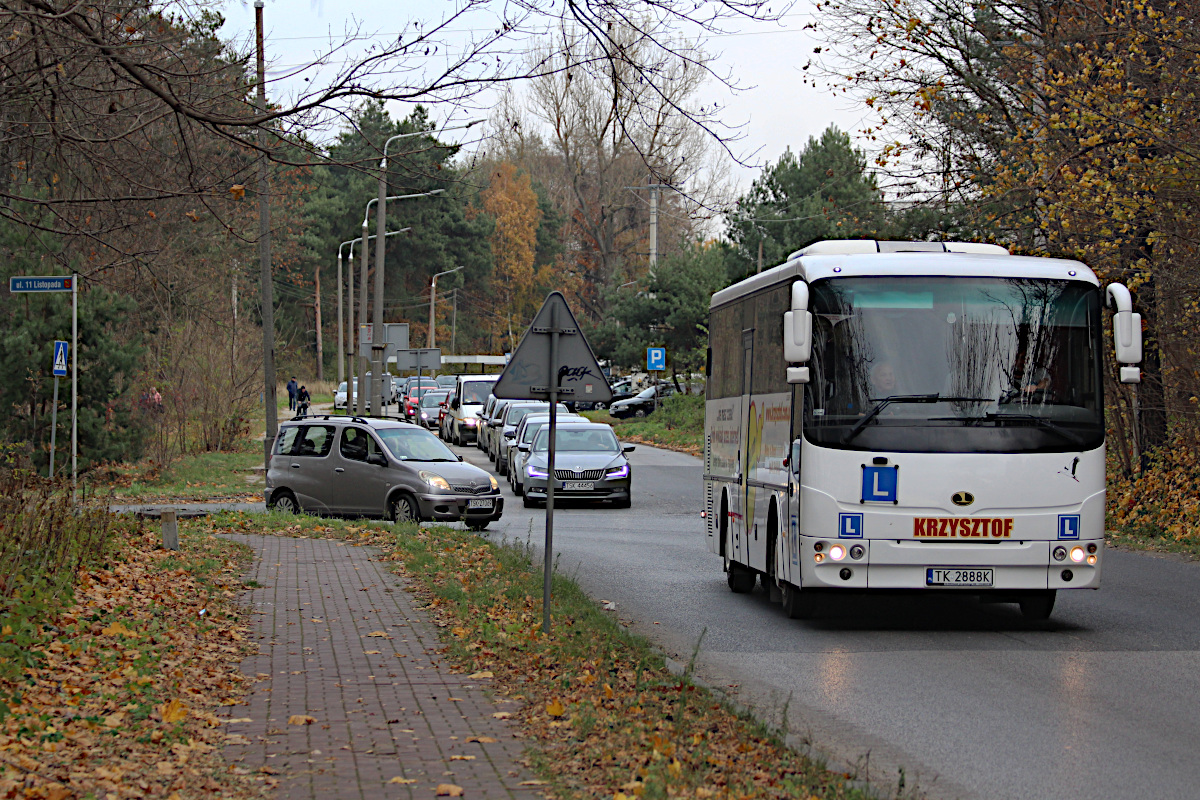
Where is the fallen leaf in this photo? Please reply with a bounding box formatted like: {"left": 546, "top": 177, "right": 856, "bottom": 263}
{"left": 604, "top": 683, "right": 614, "bottom": 700}
{"left": 545, "top": 698, "right": 565, "bottom": 718}
{"left": 447, "top": 697, "right": 464, "bottom": 702}
{"left": 158, "top": 698, "right": 188, "bottom": 723}
{"left": 467, "top": 671, "right": 493, "bottom": 679}
{"left": 367, "top": 631, "right": 391, "bottom": 638}
{"left": 449, "top": 755, "right": 475, "bottom": 761}
{"left": 435, "top": 783, "right": 464, "bottom": 796}
{"left": 389, "top": 777, "right": 418, "bottom": 784}
{"left": 364, "top": 650, "right": 382, "bottom": 655}
{"left": 492, "top": 712, "right": 511, "bottom": 719}
{"left": 520, "top": 780, "right": 546, "bottom": 786}
{"left": 101, "top": 621, "right": 137, "bottom": 638}
{"left": 466, "top": 736, "right": 497, "bottom": 743}
{"left": 287, "top": 715, "right": 317, "bottom": 725}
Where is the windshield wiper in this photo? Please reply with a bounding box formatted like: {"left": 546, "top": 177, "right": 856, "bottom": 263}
{"left": 842, "top": 394, "right": 941, "bottom": 443}
{"left": 841, "top": 395, "right": 992, "bottom": 444}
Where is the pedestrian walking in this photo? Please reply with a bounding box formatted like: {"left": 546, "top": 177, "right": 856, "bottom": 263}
{"left": 286, "top": 376, "right": 298, "bottom": 411}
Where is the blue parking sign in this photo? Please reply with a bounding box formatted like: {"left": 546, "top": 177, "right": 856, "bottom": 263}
{"left": 646, "top": 347, "right": 666, "bottom": 371}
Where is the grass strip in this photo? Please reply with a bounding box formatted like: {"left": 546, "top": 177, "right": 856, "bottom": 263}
{"left": 0, "top": 520, "right": 269, "bottom": 799}
{"left": 202, "top": 511, "right": 871, "bottom": 800}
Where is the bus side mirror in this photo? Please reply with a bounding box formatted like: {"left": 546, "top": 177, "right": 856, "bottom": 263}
{"left": 1107, "top": 283, "right": 1143, "bottom": 380}
{"left": 784, "top": 281, "right": 812, "bottom": 364}
{"left": 783, "top": 311, "right": 812, "bottom": 363}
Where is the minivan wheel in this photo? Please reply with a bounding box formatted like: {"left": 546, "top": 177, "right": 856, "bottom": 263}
{"left": 389, "top": 494, "right": 420, "bottom": 525}
{"left": 270, "top": 490, "right": 299, "bottom": 515}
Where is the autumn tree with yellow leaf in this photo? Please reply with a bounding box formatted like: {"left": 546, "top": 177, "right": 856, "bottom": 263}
{"left": 479, "top": 164, "right": 548, "bottom": 352}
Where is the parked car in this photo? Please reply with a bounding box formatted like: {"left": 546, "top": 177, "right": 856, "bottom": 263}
{"left": 507, "top": 412, "right": 587, "bottom": 495}
{"left": 492, "top": 402, "right": 570, "bottom": 475}
{"left": 334, "top": 381, "right": 347, "bottom": 411}
{"left": 416, "top": 390, "right": 450, "bottom": 430}
{"left": 518, "top": 422, "right": 634, "bottom": 508}
{"left": 449, "top": 375, "right": 500, "bottom": 447}
{"left": 609, "top": 384, "right": 675, "bottom": 418}
{"left": 265, "top": 415, "right": 503, "bottom": 529}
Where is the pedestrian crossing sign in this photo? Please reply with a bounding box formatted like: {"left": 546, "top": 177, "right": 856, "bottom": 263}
{"left": 52, "top": 340, "right": 68, "bottom": 377}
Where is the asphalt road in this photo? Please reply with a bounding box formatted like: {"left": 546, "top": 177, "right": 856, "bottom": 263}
{"left": 453, "top": 437, "right": 1200, "bottom": 800}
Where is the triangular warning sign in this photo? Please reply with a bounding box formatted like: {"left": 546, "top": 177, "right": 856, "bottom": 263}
{"left": 492, "top": 292, "right": 612, "bottom": 403}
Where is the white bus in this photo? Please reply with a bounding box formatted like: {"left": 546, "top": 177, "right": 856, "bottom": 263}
{"left": 704, "top": 240, "right": 1144, "bottom": 620}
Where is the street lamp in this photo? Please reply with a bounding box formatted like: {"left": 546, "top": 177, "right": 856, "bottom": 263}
{"left": 358, "top": 191, "right": 443, "bottom": 414}
{"left": 428, "top": 265, "right": 464, "bottom": 347}
{"left": 338, "top": 227, "right": 410, "bottom": 412}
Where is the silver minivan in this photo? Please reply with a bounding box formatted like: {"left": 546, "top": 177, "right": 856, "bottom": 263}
{"left": 265, "top": 415, "right": 503, "bottom": 530}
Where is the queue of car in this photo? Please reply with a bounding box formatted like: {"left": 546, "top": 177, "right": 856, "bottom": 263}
{"left": 271, "top": 371, "right": 639, "bottom": 524}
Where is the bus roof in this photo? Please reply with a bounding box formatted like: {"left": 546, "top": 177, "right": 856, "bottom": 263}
{"left": 710, "top": 240, "right": 1098, "bottom": 309}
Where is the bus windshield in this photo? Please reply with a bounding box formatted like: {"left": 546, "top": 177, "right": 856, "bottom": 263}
{"left": 804, "top": 276, "right": 1104, "bottom": 453}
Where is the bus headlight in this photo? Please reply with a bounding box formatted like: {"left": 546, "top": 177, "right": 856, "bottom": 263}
{"left": 1070, "top": 546, "right": 1086, "bottom": 563}
{"left": 829, "top": 544, "right": 846, "bottom": 562}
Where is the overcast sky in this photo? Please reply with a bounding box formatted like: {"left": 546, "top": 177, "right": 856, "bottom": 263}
{"left": 217, "top": 1, "right": 868, "bottom": 192}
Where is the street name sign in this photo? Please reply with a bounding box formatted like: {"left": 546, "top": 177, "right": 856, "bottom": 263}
{"left": 10, "top": 275, "right": 73, "bottom": 293}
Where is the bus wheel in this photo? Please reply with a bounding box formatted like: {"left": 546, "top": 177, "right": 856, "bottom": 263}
{"left": 781, "top": 582, "right": 816, "bottom": 620}
{"left": 726, "top": 559, "right": 755, "bottom": 593}
{"left": 1019, "top": 590, "right": 1056, "bottom": 620}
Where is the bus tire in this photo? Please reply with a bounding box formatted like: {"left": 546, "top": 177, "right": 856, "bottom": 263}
{"left": 1019, "top": 590, "right": 1056, "bottom": 620}
{"left": 781, "top": 582, "right": 816, "bottom": 620}
{"left": 726, "top": 560, "right": 755, "bottom": 593}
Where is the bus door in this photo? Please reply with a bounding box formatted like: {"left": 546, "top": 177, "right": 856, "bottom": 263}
{"left": 785, "top": 439, "right": 802, "bottom": 585}
{"left": 737, "top": 329, "right": 754, "bottom": 564}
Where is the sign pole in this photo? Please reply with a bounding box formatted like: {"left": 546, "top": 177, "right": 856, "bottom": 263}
{"left": 49, "top": 376, "right": 59, "bottom": 478}
{"left": 71, "top": 273, "right": 78, "bottom": 501}
{"left": 543, "top": 302, "right": 559, "bottom": 635}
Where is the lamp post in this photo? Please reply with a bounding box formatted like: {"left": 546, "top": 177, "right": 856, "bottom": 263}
{"left": 338, "top": 228, "right": 411, "bottom": 413}
{"left": 358, "top": 192, "right": 443, "bottom": 414}
{"left": 428, "top": 265, "right": 464, "bottom": 347}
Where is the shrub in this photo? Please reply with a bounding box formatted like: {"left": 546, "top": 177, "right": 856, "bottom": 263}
{"left": 657, "top": 392, "right": 704, "bottom": 432}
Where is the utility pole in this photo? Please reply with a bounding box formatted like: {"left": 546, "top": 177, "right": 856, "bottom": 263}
{"left": 626, "top": 182, "right": 672, "bottom": 277}
{"left": 254, "top": 0, "right": 277, "bottom": 468}
{"left": 649, "top": 183, "right": 659, "bottom": 273}
{"left": 314, "top": 264, "right": 323, "bottom": 381}
{"left": 446, "top": 284, "right": 453, "bottom": 352}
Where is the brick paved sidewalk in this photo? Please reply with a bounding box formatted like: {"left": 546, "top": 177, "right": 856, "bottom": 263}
{"left": 220, "top": 534, "right": 544, "bottom": 800}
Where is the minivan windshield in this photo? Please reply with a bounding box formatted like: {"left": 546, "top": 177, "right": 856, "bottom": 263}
{"left": 375, "top": 427, "right": 458, "bottom": 461}
{"left": 533, "top": 428, "right": 620, "bottom": 453}
{"left": 460, "top": 381, "right": 494, "bottom": 405}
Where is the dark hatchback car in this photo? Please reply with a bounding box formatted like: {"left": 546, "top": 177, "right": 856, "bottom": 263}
{"left": 266, "top": 415, "right": 502, "bottom": 529}
{"left": 608, "top": 384, "right": 675, "bottom": 418}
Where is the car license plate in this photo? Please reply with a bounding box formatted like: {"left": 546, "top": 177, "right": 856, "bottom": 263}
{"left": 926, "top": 567, "right": 993, "bottom": 587}
{"left": 467, "top": 498, "right": 493, "bottom": 509}
{"left": 563, "top": 481, "right": 594, "bottom": 491}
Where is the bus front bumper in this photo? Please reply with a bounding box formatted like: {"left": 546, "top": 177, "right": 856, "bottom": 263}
{"left": 796, "top": 538, "right": 1102, "bottom": 591}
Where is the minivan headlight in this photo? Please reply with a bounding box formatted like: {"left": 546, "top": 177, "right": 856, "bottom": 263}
{"left": 418, "top": 470, "right": 450, "bottom": 490}
{"left": 489, "top": 474, "right": 499, "bottom": 490}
